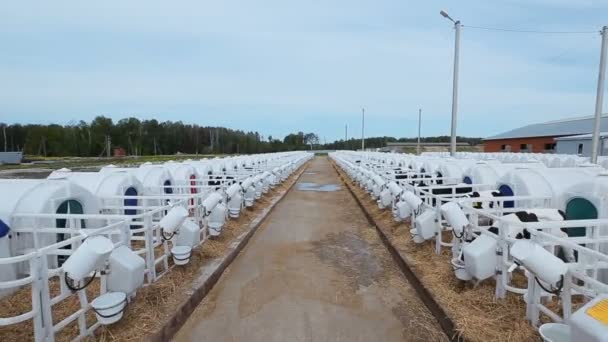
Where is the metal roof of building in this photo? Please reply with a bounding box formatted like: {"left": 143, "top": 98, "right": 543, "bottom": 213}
{"left": 386, "top": 142, "right": 469, "bottom": 147}
{"left": 484, "top": 114, "right": 608, "bottom": 140}
{"left": 554, "top": 132, "right": 608, "bottom": 141}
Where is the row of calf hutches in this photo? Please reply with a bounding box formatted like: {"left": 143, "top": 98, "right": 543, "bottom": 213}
{"left": 332, "top": 150, "right": 608, "bottom": 341}
{"left": 0, "top": 152, "right": 313, "bottom": 342}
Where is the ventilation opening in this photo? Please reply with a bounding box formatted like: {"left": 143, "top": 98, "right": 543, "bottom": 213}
{"left": 190, "top": 175, "right": 197, "bottom": 194}
{"left": 124, "top": 187, "right": 138, "bottom": 216}
{"left": 190, "top": 174, "right": 197, "bottom": 207}
{"left": 498, "top": 184, "right": 514, "bottom": 208}
{"left": 436, "top": 172, "right": 443, "bottom": 185}
{"left": 0, "top": 219, "right": 9, "bottom": 239}
{"left": 463, "top": 176, "right": 472, "bottom": 184}
{"left": 56, "top": 200, "right": 85, "bottom": 266}
{"left": 163, "top": 180, "right": 173, "bottom": 194}
{"left": 565, "top": 197, "right": 597, "bottom": 237}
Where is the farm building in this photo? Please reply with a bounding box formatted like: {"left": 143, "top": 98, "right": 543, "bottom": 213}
{"left": 484, "top": 114, "right": 608, "bottom": 153}
{"left": 0, "top": 152, "right": 22, "bottom": 164}
{"left": 555, "top": 132, "right": 608, "bottom": 157}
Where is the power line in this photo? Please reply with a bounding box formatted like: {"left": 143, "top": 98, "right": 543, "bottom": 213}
{"left": 464, "top": 25, "right": 598, "bottom": 35}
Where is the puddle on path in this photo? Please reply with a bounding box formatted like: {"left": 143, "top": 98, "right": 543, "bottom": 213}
{"left": 296, "top": 182, "right": 341, "bottom": 192}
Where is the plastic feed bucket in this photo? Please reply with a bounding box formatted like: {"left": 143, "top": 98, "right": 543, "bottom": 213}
{"left": 451, "top": 257, "right": 472, "bottom": 281}
{"left": 539, "top": 323, "right": 570, "bottom": 342}
{"left": 91, "top": 292, "right": 127, "bottom": 325}
{"left": 410, "top": 228, "right": 425, "bottom": 244}
{"left": 171, "top": 246, "right": 192, "bottom": 266}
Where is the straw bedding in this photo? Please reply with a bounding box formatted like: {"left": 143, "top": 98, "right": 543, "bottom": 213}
{"left": 336, "top": 166, "right": 543, "bottom": 342}
{"left": 0, "top": 165, "right": 304, "bottom": 342}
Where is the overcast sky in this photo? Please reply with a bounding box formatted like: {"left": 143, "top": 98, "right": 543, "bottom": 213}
{"left": 0, "top": 1, "right": 607, "bottom": 141}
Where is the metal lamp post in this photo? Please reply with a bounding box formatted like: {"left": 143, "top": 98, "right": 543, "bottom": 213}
{"left": 591, "top": 26, "right": 608, "bottom": 164}
{"left": 440, "top": 10, "right": 461, "bottom": 157}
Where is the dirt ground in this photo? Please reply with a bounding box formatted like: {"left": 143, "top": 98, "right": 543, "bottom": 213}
{"left": 173, "top": 157, "right": 446, "bottom": 342}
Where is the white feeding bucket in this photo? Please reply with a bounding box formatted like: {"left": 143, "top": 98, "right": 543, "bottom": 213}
{"left": 202, "top": 192, "right": 223, "bottom": 215}
{"left": 159, "top": 206, "right": 189, "bottom": 235}
{"left": 227, "top": 192, "right": 243, "bottom": 218}
{"left": 176, "top": 218, "right": 201, "bottom": 247}
{"left": 463, "top": 234, "right": 497, "bottom": 281}
{"left": 107, "top": 246, "right": 145, "bottom": 294}
{"left": 451, "top": 257, "right": 472, "bottom": 281}
{"left": 378, "top": 188, "right": 392, "bottom": 209}
{"left": 62, "top": 236, "right": 114, "bottom": 281}
{"left": 403, "top": 191, "right": 422, "bottom": 211}
{"left": 226, "top": 183, "right": 243, "bottom": 218}
{"left": 388, "top": 182, "right": 402, "bottom": 197}
{"left": 415, "top": 210, "right": 437, "bottom": 242}
{"left": 91, "top": 292, "right": 127, "bottom": 325}
{"left": 208, "top": 203, "right": 227, "bottom": 236}
{"left": 254, "top": 176, "right": 264, "bottom": 199}
{"left": 539, "top": 323, "right": 570, "bottom": 342}
{"left": 171, "top": 246, "right": 192, "bottom": 265}
{"left": 440, "top": 202, "right": 468, "bottom": 235}
{"left": 244, "top": 187, "right": 256, "bottom": 207}
{"left": 396, "top": 201, "right": 412, "bottom": 221}
{"left": 510, "top": 240, "right": 568, "bottom": 286}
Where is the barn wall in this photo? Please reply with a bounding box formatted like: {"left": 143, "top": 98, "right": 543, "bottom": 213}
{"left": 483, "top": 136, "right": 559, "bottom": 153}
{"left": 556, "top": 138, "right": 608, "bottom": 157}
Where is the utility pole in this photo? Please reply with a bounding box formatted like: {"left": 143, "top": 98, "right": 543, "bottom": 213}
{"left": 450, "top": 20, "right": 461, "bottom": 157}
{"left": 106, "top": 135, "right": 111, "bottom": 158}
{"left": 417, "top": 108, "right": 422, "bottom": 155}
{"left": 361, "top": 108, "right": 365, "bottom": 151}
{"left": 345, "top": 124, "right": 348, "bottom": 142}
{"left": 195, "top": 128, "right": 199, "bottom": 156}
{"left": 440, "top": 10, "right": 461, "bottom": 157}
{"left": 591, "top": 26, "right": 608, "bottom": 164}
{"left": 41, "top": 136, "right": 47, "bottom": 157}
{"left": 345, "top": 124, "right": 348, "bottom": 150}
{"left": 2, "top": 125, "right": 6, "bottom": 152}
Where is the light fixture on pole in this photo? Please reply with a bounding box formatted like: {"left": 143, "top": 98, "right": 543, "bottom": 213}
{"left": 440, "top": 10, "right": 461, "bottom": 157}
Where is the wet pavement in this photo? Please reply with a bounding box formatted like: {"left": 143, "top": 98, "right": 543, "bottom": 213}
{"left": 173, "top": 157, "right": 444, "bottom": 342}
{"left": 296, "top": 182, "right": 341, "bottom": 192}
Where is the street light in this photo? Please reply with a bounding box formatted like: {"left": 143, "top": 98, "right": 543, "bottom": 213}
{"left": 440, "top": 10, "right": 454, "bottom": 22}
{"left": 440, "top": 10, "right": 461, "bottom": 157}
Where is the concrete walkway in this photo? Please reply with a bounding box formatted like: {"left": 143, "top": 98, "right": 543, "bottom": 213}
{"left": 173, "top": 157, "right": 443, "bottom": 342}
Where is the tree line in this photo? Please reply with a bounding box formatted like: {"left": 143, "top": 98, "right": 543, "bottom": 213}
{"left": 0, "top": 116, "right": 323, "bottom": 156}
{"left": 0, "top": 116, "right": 481, "bottom": 157}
